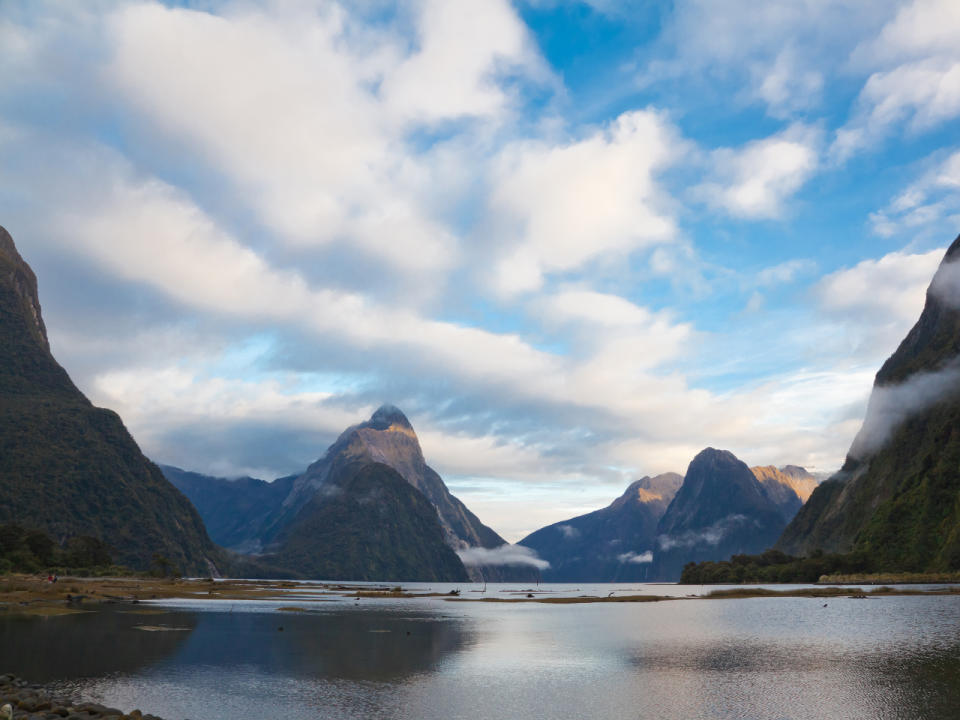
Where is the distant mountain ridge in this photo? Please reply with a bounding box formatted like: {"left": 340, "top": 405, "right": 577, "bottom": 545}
{"left": 0, "top": 226, "right": 223, "bottom": 575}
{"left": 519, "top": 472, "right": 682, "bottom": 582}
{"left": 778, "top": 234, "right": 960, "bottom": 571}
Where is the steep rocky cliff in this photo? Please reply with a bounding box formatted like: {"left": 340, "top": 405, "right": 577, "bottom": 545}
{"left": 777, "top": 235, "right": 960, "bottom": 571}
{"left": 0, "top": 226, "right": 223, "bottom": 575}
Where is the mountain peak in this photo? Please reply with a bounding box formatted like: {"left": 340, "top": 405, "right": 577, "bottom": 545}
{"left": 691, "top": 447, "right": 738, "bottom": 465}
{"left": 367, "top": 404, "right": 414, "bottom": 431}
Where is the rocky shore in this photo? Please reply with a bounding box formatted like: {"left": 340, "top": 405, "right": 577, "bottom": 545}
{"left": 0, "top": 675, "right": 162, "bottom": 720}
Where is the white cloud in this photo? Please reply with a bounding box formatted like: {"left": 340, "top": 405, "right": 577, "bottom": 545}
{"left": 617, "top": 550, "right": 653, "bottom": 564}
{"left": 751, "top": 46, "right": 824, "bottom": 118}
{"left": 695, "top": 124, "right": 821, "bottom": 219}
{"left": 930, "top": 255, "right": 960, "bottom": 309}
{"left": 814, "top": 247, "right": 945, "bottom": 364}
{"left": 869, "top": 149, "right": 960, "bottom": 239}
{"left": 756, "top": 259, "right": 817, "bottom": 287}
{"left": 638, "top": 0, "right": 898, "bottom": 117}
{"left": 657, "top": 514, "right": 748, "bottom": 550}
{"left": 850, "top": 361, "right": 960, "bottom": 459}
{"left": 381, "top": 0, "right": 550, "bottom": 124}
{"left": 457, "top": 544, "right": 550, "bottom": 569}
{"left": 817, "top": 248, "right": 944, "bottom": 325}
{"left": 488, "top": 109, "right": 684, "bottom": 295}
{"left": 834, "top": 0, "right": 960, "bottom": 160}
{"left": 103, "top": 1, "right": 513, "bottom": 277}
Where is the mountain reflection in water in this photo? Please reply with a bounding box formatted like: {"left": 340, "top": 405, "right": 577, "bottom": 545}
{"left": 3, "top": 592, "right": 959, "bottom": 720}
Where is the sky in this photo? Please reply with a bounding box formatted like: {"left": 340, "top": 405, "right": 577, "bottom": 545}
{"left": 1, "top": 0, "right": 959, "bottom": 542}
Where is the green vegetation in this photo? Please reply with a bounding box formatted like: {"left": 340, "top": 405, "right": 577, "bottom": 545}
{"left": 777, "top": 236, "right": 960, "bottom": 572}
{"left": 267, "top": 462, "right": 469, "bottom": 582}
{"left": 679, "top": 548, "right": 873, "bottom": 584}
{"left": 0, "top": 523, "right": 128, "bottom": 576}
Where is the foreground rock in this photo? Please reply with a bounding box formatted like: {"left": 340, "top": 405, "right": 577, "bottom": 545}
{"left": 0, "top": 674, "right": 162, "bottom": 720}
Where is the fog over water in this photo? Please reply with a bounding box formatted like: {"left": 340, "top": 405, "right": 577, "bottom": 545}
{"left": 5, "top": 585, "right": 960, "bottom": 720}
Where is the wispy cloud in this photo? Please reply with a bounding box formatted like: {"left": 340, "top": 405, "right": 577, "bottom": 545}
{"left": 457, "top": 544, "right": 550, "bottom": 570}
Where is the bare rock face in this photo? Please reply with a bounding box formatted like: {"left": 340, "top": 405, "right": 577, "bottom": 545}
{"left": 750, "top": 465, "right": 817, "bottom": 521}
{"left": 0, "top": 226, "right": 48, "bottom": 352}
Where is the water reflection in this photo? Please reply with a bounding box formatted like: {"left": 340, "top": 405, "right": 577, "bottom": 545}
{"left": 0, "top": 608, "right": 196, "bottom": 682}
{"left": 2, "top": 594, "right": 958, "bottom": 720}
{"left": 164, "top": 608, "right": 467, "bottom": 681}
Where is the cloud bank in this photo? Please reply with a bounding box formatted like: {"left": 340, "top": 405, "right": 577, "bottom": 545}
{"left": 457, "top": 544, "right": 550, "bottom": 570}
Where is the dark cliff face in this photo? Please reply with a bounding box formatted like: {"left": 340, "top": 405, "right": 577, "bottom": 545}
{"left": 777, "top": 235, "right": 960, "bottom": 570}
{"left": 519, "top": 472, "right": 682, "bottom": 582}
{"left": 652, "top": 449, "right": 789, "bottom": 580}
{"left": 0, "top": 226, "right": 223, "bottom": 575}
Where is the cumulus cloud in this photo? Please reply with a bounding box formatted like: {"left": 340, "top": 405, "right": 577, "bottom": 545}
{"left": 380, "top": 0, "right": 551, "bottom": 123}
{"left": 833, "top": 0, "right": 960, "bottom": 160}
{"left": 695, "top": 124, "right": 821, "bottom": 219}
{"left": 557, "top": 525, "right": 580, "bottom": 540}
{"left": 457, "top": 544, "right": 550, "bottom": 570}
{"left": 815, "top": 247, "right": 945, "bottom": 359}
{"left": 488, "top": 109, "right": 684, "bottom": 295}
{"left": 617, "top": 550, "right": 653, "bottom": 564}
{"left": 849, "top": 362, "right": 960, "bottom": 459}
{"left": 103, "top": 1, "right": 464, "bottom": 277}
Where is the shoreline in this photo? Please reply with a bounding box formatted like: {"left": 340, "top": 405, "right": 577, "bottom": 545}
{"left": 2, "top": 574, "right": 960, "bottom": 612}
{"left": 0, "top": 673, "right": 162, "bottom": 720}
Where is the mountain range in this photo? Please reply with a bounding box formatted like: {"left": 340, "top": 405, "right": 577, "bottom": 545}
{"left": 7, "top": 219, "right": 958, "bottom": 582}
{"left": 166, "top": 405, "right": 539, "bottom": 582}
{"left": 521, "top": 457, "right": 816, "bottom": 581}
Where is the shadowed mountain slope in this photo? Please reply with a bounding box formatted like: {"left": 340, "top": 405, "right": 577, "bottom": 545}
{"left": 653, "top": 448, "right": 790, "bottom": 580}
{"left": 519, "top": 473, "right": 682, "bottom": 582}
{"left": 0, "top": 226, "right": 222, "bottom": 575}
{"left": 778, "top": 235, "right": 960, "bottom": 571}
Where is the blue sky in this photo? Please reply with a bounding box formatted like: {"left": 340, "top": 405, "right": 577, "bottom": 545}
{"left": 1, "top": 0, "right": 959, "bottom": 540}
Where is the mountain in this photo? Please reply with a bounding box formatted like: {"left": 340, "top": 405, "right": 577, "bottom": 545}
{"left": 0, "top": 226, "right": 222, "bottom": 575}
{"left": 778, "top": 235, "right": 960, "bottom": 571}
{"left": 168, "top": 405, "right": 537, "bottom": 581}
{"left": 653, "top": 448, "right": 791, "bottom": 580}
{"left": 519, "top": 473, "right": 682, "bottom": 582}
{"left": 750, "top": 465, "right": 817, "bottom": 522}
{"left": 161, "top": 466, "right": 296, "bottom": 554}
{"left": 267, "top": 462, "right": 468, "bottom": 582}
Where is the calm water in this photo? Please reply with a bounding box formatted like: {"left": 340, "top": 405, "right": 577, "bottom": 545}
{"left": 4, "top": 583, "right": 960, "bottom": 719}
